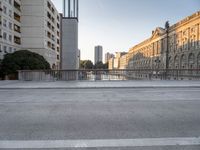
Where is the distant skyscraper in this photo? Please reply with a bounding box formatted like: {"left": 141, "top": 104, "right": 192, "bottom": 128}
{"left": 105, "top": 52, "right": 114, "bottom": 63}
{"left": 94, "top": 46, "right": 103, "bottom": 64}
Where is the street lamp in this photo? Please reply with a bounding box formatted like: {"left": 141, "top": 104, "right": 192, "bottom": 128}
{"left": 165, "top": 21, "right": 170, "bottom": 79}
{"left": 155, "top": 57, "right": 161, "bottom": 78}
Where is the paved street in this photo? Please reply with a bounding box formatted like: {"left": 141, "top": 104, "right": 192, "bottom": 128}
{"left": 0, "top": 81, "right": 200, "bottom": 149}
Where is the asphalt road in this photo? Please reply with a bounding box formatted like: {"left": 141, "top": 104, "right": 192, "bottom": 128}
{"left": 0, "top": 87, "right": 200, "bottom": 150}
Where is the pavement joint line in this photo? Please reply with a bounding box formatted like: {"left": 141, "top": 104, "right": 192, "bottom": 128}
{"left": 0, "top": 137, "right": 200, "bottom": 148}
{"left": 1, "top": 86, "right": 200, "bottom": 90}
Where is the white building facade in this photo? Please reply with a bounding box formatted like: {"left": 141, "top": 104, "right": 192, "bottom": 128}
{"left": 0, "top": 0, "right": 61, "bottom": 69}
{"left": 0, "top": 0, "right": 22, "bottom": 60}
{"left": 21, "top": 0, "right": 61, "bottom": 69}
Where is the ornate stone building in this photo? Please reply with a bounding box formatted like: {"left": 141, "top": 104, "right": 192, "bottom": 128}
{"left": 128, "top": 11, "right": 200, "bottom": 70}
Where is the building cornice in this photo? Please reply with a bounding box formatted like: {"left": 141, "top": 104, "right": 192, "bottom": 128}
{"left": 129, "top": 11, "right": 200, "bottom": 54}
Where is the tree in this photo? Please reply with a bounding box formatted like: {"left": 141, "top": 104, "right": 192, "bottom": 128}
{"left": 94, "top": 61, "right": 104, "bottom": 69}
{"left": 103, "top": 62, "right": 108, "bottom": 69}
{"left": 1, "top": 50, "right": 50, "bottom": 79}
{"left": 80, "top": 60, "right": 93, "bottom": 69}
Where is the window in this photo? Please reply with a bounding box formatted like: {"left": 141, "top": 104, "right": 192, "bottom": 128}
{"left": 52, "top": 35, "right": 55, "bottom": 41}
{"left": 9, "top": 10, "right": 12, "bottom": 17}
{"left": 3, "top": 46, "right": 7, "bottom": 53}
{"left": 52, "top": 7, "right": 55, "bottom": 14}
{"left": 14, "top": 24, "right": 21, "bottom": 33}
{"left": 3, "top": 19, "right": 7, "bottom": 27}
{"left": 14, "top": 13, "right": 21, "bottom": 22}
{"left": 47, "top": 41, "right": 51, "bottom": 48}
{"left": 3, "top": 32, "right": 7, "bottom": 40}
{"left": 0, "top": 44, "right": 2, "bottom": 52}
{"left": 57, "top": 47, "right": 60, "bottom": 52}
{"left": 3, "top": 6, "right": 7, "bottom": 14}
{"left": 47, "top": 12, "right": 51, "bottom": 19}
{"left": 9, "top": 22, "right": 12, "bottom": 30}
{"left": 57, "top": 15, "right": 60, "bottom": 21}
{"left": 14, "top": 0, "right": 21, "bottom": 11}
{"left": 47, "top": 1, "right": 51, "bottom": 9}
{"left": 9, "top": 47, "right": 12, "bottom": 53}
{"left": 52, "top": 17, "right": 55, "bottom": 23}
{"left": 0, "top": 29, "right": 2, "bottom": 38}
{"left": 9, "top": 35, "right": 12, "bottom": 42}
{"left": 14, "top": 36, "right": 21, "bottom": 45}
{"left": 47, "top": 21, "right": 51, "bottom": 29}
{"left": 9, "top": 0, "right": 12, "bottom": 5}
{"left": 52, "top": 44, "right": 55, "bottom": 50}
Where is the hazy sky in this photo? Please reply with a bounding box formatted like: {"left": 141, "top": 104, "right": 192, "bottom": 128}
{"left": 52, "top": 0, "right": 200, "bottom": 63}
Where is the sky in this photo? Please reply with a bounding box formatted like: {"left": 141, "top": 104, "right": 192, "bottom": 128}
{"left": 52, "top": 0, "right": 200, "bottom": 63}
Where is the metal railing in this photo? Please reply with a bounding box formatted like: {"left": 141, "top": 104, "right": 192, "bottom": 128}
{"left": 18, "top": 69, "right": 200, "bottom": 81}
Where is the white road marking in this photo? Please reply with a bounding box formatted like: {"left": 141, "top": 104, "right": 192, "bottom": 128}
{"left": 0, "top": 137, "right": 200, "bottom": 148}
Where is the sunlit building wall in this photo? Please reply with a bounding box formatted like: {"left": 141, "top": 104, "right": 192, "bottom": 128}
{"left": 128, "top": 11, "right": 200, "bottom": 70}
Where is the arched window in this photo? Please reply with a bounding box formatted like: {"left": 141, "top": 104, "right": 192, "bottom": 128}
{"left": 174, "top": 55, "right": 179, "bottom": 69}
{"left": 188, "top": 53, "right": 195, "bottom": 69}
{"left": 168, "top": 57, "right": 172, "bottom": 69}
{"left": 180, "top": 54, "right": 186, "bottom": 69}
{"left": 52, "top": 64, "right": 56, "bottom": 69}
{"left": 197, "top": 53, "right": 200, "bottom": 69}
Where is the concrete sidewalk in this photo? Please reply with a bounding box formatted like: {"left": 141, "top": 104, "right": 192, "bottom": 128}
{"left": 0, "top": 80, "right": 200, "bottom": 89}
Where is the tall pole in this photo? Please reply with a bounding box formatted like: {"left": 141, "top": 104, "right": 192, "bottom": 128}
{"left": 68, "top": 0, "right": 71, "bottom": 17}
{"left": 63, "top": 0, "right": 66, "bottom": 17}
{"left": 77, "top": 0, "right": 79, "bottom": 20}
{"left": 73, "top": 0, "right": 76, "bottom": 17}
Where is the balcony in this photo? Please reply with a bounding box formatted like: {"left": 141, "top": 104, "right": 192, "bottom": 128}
{"left": 52, "top": 8, "right": 55, "bottom": 14}
{"left": 47, "top": 21, "right": 51, "bottom": 29}
{"left": 57, "top": 31, "right": 60, "bottom": 37}
{"left": 14, "top": 13, "right": 21, "bottom": 22}
{"left": 57, "top": 47, "right": 60, "bottom": 52}
{"left": 14, "top": 36, "right": 21, "bottom": 45}
{"left": 47, "top": 41, "right": 51, "bottom": 48}
{"left": 52, "top": 44, "right": 55, "bottom": 50}
{"left": 47, "top": 12, "right": 51, "bottom": 20}
{"left": 57, "top": 23, "right": 60, "bottom": 29}
{"left": 47, "top": 32, "right": 51, "bottom": 39}
{"left": 14, "top": 24, "right": 21, "bottom": 33}
{"left": 52, "top": 26, "right": 55, "bottom": 32}
{"left": 57, "top": 55, "right": 59, "bottom": 60}
{"left": 47, "top": 1, "right": 51, "bottom": 10}
{"left": 52, "top": 17, "right": 55, "bottom": 23}
{"left": 14, "top": 0, "right": 21, "bottom": 12}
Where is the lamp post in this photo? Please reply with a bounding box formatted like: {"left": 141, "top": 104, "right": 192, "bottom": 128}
{"left": 165, "top": 21, "right": 170, "bottom": 79}
{"left": 155, "top": 57, "right": 161, "bottom": 79}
